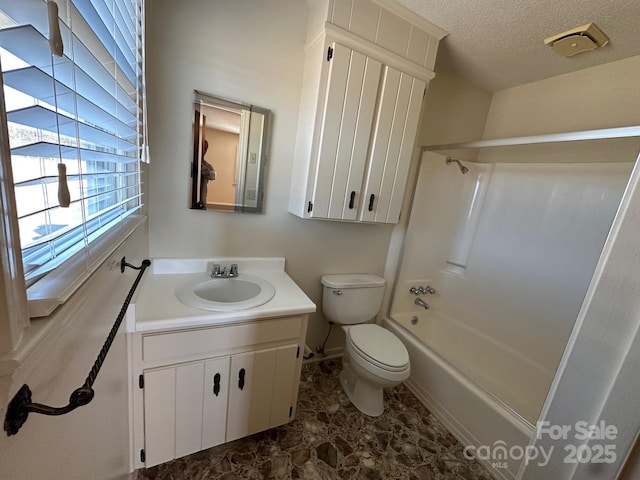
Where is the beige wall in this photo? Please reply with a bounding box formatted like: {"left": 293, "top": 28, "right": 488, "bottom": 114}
{"left": 479, "top": 55, "right": 640, "bottom": 164}
{"left": 146, "top": 0, "right": 394, "bottom": 351}
{"left": 416, "top": 55, "right": 640, "bottom": 164}
{"left": 419, "top": 67, "right": 492, "bottom": 161}
{"left": 483, "top": 55, "right": 640, "bottom": 138}
{"left": 0, "top": 226, "right": 148, "bottom": 480}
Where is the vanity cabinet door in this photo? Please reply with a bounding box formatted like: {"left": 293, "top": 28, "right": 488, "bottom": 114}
{"left": 270, "top": 344, "right": 300, "bottom": 427}
{"left": 175, "top": 362, "right": 205, "bottom": 459}
{"left": 143, "top": 362, "right": 207, "bottom": 467}
{"left": 226, "top": 349, "right": 275, "bottom": 441}
{"left": 135, "top": 316, "right": 308, "bottom": 469}
{"left": 226, "top": 344, "right": 299, "bottom": 441}
{"left": 140, "top": 341, "right": 303, "bottom": 466}
{"left": 310, "top": 42, "right": 381, "bottom": 221}
{"left": 359, "top": 68, "right": 425, "bottom": 223}
{"left": 202, "top": 356, "right": 231, "bottom": 450}
{"left": 143, "top": 367, "right": 177, "bottom": 468}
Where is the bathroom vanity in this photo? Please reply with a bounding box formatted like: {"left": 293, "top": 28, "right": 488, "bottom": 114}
{"left": 126, "top": 258, "right": 315, "bottom": 469}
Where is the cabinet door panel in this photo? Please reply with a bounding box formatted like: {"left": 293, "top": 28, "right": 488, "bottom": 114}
{"left": 270, "top": 344, "right": 299, "bottom": 427}
{"left": 359, "top": 66, "right": 402, "bottom": 222}
{"left": 248, "top": 348, "right": 278, "bottom": 434}
{"left": 361, "top": 70, "right": 425, "bottom": 223}
{"left": 328, "top": 53, "right": 382, "bottom": 220}
{"left": 175, "top": 362, "right": 205, "bottom": 459}
{"left": 311, "top": 43, "right": 351, "bottom": 218}
{"left": 143, "top": 367, "right": 176, "bottom": 468}
{"left": 226, "top": 352, "right": 254, "bottom": 442}
{"left": 202, "top": 356, "right": 231, "bottom": 450}
{"left": 373, "top": 73, "right": 413, "bottom": 222}
{"left": 386, "top": 76, "right": 425, "bottom": 222}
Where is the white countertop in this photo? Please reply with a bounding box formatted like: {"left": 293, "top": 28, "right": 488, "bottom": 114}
{"left": 128, "top": 257, "right": 316, "bottom": 333}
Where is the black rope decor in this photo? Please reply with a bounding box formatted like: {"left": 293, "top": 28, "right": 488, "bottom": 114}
{"left": 3, "top": 257, "right": 151, "bottom": 436}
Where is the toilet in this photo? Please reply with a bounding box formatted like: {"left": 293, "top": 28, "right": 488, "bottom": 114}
{"left": 321, "top": 274, "right": 410, "bottom": 417}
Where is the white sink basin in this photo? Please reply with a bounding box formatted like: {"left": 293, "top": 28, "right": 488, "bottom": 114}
{"left": 176, "top": 273, "right": 276, "bottom": 311}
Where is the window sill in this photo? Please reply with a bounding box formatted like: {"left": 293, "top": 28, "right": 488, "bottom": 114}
{"left": 27, "top": 215, "right": 147, "bottom": 318}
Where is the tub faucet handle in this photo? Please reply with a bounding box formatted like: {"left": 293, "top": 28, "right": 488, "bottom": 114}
{"left": 422, "top": 285, "right": 436, "bottom": 295}
{"left": 410, "top": 285, "right": 436, "bottom": 295}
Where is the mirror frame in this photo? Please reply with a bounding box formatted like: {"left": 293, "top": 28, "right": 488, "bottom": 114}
{"left": 190, "top": 90, "right": 270, "bottom": 213}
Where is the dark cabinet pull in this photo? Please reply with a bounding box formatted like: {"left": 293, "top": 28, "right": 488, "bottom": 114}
{"left": 213, "top": 373, "right": 221, "bottom": 396}
{"left": 368, "top": 194, "right": 375, "bottom": 211}
{"left": 348, "top": 191, "right": 356, "bottom": 209}
{"left": 238, "top": 368, "right": 245, "bottom": 390}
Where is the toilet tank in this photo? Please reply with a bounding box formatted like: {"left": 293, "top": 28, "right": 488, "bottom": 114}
{"left": 321, "top": 274, "right": 385, "bottom": 325}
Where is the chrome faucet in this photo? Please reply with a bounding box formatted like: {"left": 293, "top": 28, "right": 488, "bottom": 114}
{"left": 414, "top": 298, "right": 429, "bottom": 310}
{"left": 211, "top": 263, "right": 239, "bottom": 278}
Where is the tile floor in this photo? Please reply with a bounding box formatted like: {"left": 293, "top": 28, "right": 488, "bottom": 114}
{"left": 138, "top": 359, "right": 494, "bottom": 480}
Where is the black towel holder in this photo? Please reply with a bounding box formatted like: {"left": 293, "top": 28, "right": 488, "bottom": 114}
{"left": 3, "top": 257, "right": 151, "bottom": 436}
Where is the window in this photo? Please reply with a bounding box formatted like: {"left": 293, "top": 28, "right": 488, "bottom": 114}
{"left": 0, "top": 0, "right": 146, "bottom": 317}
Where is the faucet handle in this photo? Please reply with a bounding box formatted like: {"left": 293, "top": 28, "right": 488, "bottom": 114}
{"left": 410, "top": 285, "right": 437, "bottom": 295}
{"left": 229, "top": 264, "right": 238, "bottom": 276}
{"left": 211, "top": 264, "right": 221, "bottom": 277}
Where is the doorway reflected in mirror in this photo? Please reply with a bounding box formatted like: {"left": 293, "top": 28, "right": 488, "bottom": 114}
{"left": 190, "top": 91, "right": 269, "bottom": 213}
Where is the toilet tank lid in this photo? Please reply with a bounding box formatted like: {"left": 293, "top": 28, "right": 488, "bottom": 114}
{"left": 321, "top": 274, "right": 385, "bottom": 288}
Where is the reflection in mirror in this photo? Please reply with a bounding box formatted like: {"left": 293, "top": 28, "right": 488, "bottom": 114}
{"left": 190, "top": 91, "right": 269, "bottom": 212}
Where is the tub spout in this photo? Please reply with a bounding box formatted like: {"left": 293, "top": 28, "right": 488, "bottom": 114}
{"left": 414, "top": 298, "right": 429, "bottom": 310}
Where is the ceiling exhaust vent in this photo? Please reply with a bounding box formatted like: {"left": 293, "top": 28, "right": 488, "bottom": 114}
{"left": 544, "top": 23, "right": 609, "bottom": 57}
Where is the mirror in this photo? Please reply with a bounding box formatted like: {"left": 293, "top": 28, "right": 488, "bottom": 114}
{"left": 190, "top": 91, "right": 269, "bottom": 212}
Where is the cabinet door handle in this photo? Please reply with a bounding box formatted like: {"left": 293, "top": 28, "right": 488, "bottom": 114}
{"left": 238, "top": 368, "right": 245, "bottom": 390}
{"left": 213, "top": 373, "right": 221, "bottom": 396}
{"left": 348, "top": 191, "right": 356, "bottom": 209}
{"left": 368, "top": 193, "right": 375, "bottom": 211}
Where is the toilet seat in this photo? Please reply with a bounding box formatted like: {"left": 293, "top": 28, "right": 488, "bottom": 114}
{"left": 347, "top": 324, "right": 409, "bottom": 372}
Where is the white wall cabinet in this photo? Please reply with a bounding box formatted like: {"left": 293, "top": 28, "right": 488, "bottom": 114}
{"left": 131, "top": 315, "right": 307, "bottom": 469}
{"left": 288, "top": 0, "right": 443, "bottom": 224}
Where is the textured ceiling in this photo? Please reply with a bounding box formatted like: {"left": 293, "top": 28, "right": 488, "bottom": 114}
{"left": 395, "top": 0, "right": 640, "bottom": 91}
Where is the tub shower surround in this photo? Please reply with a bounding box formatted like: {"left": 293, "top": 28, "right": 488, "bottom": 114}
{"left": 387, "top": 157, "right": 633, "bottom": 479}
{"left": 138, "top": 360, "right": 493, "bottom": 479}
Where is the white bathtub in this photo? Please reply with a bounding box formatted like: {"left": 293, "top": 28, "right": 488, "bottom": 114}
{"left": 384, "top": 312, "right": 539, "bottom": 480}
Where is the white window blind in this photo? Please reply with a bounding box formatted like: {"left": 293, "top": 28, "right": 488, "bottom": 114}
{"left": 0, "top": 0, "right": 145, "bottom": 297}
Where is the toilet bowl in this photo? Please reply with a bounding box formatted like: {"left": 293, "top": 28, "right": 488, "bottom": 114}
{"left": 321, "top": 274, "right": 410, "bottom": 417}
{"left": 341, "top": 323, "right": 410, "bottom": 416}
